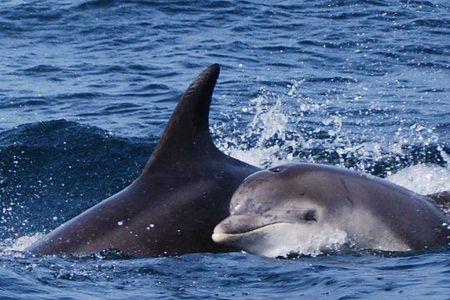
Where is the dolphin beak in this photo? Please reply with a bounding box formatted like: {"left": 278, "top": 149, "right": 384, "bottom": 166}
{"left": 212, "top": 216, "right": 240, "bottom": 244}
{"left": 212, "top": 215, "right": 290, "bottom": 244}
{"left": 211, "top": 223, "right": 231, "bottom": 244}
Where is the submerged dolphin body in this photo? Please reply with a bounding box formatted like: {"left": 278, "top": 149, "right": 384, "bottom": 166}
{"left": 26, "top": 64, "right": 260, "bottom": 257}
{"left": 213, "top": 163, "right": 450, "bottom": 257}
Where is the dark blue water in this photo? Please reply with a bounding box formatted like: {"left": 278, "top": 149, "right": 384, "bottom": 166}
{"left": 1, "top": 0, "right": 449, "bottom": 299}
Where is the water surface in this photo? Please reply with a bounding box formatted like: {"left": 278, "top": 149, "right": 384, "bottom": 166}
{"left": 0, "top": 0, "right": 449, "bottom": 299}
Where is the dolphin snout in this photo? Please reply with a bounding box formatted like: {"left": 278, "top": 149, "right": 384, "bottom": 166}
{"left": 214, "top": 215, "right": 274, "bottom": 234}
{"left": 212, "top": 214, "right": 289, "bottom": 245}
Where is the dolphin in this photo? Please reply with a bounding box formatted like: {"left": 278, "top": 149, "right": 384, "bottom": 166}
{"left": 26, "top": 64, "right": 260, "bottom": 257}
{"left": 212, "top": 163, "right": 450, "bottom": 257}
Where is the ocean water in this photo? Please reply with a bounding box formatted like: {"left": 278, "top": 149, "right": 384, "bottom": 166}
{"left": 0, "top": 0, "right": 449, "bottom": 299}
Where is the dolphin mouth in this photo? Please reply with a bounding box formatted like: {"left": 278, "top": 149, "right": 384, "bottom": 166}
{"left": 212, "top": 215, "right": 293, "bottom": 244}
{"left": 212, "top": 222, "right": 289, "bottom": 243}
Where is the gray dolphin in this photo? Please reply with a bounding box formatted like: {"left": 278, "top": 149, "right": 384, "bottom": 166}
{"left": 26, "top": 64, "right": 260, "bottom": 257}
{"left": 213, "top": 163, "right": 450, "bottom": 257}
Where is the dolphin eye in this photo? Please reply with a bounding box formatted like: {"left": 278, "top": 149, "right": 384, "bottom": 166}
{"left": 303, "top": 210, "right": 317, "bottom": 222}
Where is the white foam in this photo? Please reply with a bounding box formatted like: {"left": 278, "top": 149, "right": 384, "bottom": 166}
{"left": 236, "top": 223, "right": 348, "bottom": 258}
{"left": 387, "top": 164, "right": 450, "bottom": 195}
{"left": 0, "top": 233, "right": 43, "bottom": 256}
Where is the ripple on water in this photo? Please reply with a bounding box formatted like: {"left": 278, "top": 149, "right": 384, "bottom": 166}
{"left": 0, "top": 0, "right": 450, "bottom": 299}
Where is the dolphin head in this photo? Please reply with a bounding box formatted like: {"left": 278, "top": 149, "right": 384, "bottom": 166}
{"left": 212, "top": 164, "right": 350, "bottom": 257}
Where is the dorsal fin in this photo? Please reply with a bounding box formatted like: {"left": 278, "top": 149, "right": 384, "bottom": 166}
{"left": 144, "top": 64, "right": 222, "bottom": 171}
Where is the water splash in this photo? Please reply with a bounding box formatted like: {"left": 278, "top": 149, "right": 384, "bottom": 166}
{"left": 214, "top": 81, "right": 449, "bottom": 182}
{"left": 214, "top": 85, "right": 309, "bottom": 167}
{"left": 238, "top": 223, "right": 348, "bottom": 258}
{"left": 387, "top": 164, "right": 450, "bottom": 195}
{"left": 0, "top": 233, "right": 43, "bottom": 257}
{"left": 215, "top": 88, "right": 297, "bottom": 167}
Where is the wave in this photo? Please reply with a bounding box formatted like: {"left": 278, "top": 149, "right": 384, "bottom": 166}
{"left": 75, "top": 0, "right": 117, "bottom": 11}
{"left": 0, "top": 120, "right": 155, "bottom": 239}
{"left": 22, "top": 65, "right": 62, "bottom": 74}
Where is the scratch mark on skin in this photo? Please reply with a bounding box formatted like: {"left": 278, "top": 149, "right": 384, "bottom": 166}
{"left": 340, "top": 177, "right": 354, "bottom": 208}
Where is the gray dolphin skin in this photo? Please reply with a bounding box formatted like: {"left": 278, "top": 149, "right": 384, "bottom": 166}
{"left": 26, "top": 64, "right": 260, "bottom": 257}
{"left": 213, "top": 163, "right": 450, "bottom": 257}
